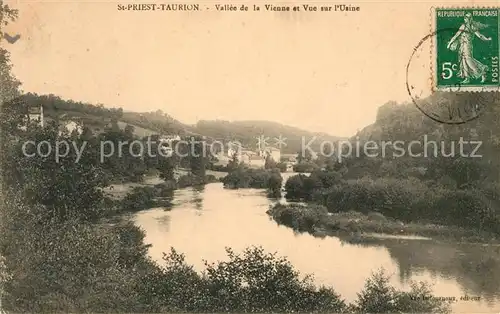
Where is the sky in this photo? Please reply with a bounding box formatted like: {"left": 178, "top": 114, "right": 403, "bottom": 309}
{"left": 2, "top": 0, "right": 494, "bottom": 137}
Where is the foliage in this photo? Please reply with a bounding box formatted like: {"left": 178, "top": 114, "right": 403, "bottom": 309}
{"left": 189, "top": 136, "right": 207, "bottom": 178}
{"left": 352, "top": 269, "right": 451, "bottom": 313}
{"left": 293, "top": 161, "right": 319, "bottom": 173}
{"left": 142, "top": 246, "right": 347, "bottom": 313}
{"left": 309, "top": 176, "right": 500, "bottom": 234}
{"left": 121, "top": 186, "right": 156, "bottom": 212}
{"left": 177, "top": 174, "right": 214, "bottom": 188}
{"left": 276, "top": 162, "right": 288, "bottom": 172}
{"left": 20, "top": 92, "right": 123, "bottom": 120}
{"left": 227, "top": 151, "right": 240, "bottom": 172}
{"left": 222, "top": 167, "right": 283, "bottom": 192}
{"left": 0, "top": 189, "right": 154, "bottom": 312}
{"left": 2, "top": 121, "right": 108, "bottom": 222}
{"left": 267, "top": 203, "right": 329, "bottom": 232}
{"left": 267, "top": 171, "right": 283, "bottom": 198}
{"left": 264, "top": 153, "right": 277, "bottom": 169}
{"left": 285, "top": 170, "right": 343, "bottom": 201}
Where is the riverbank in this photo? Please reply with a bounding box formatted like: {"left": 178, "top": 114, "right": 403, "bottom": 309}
{"left": 98, "top": 171, "right": 226, "bottom": 217}
{"left": 267, "top": 203, "right": 500, "bottom": 244}
{"left": 102, "top": 170, "right": 227, "bottom": 200}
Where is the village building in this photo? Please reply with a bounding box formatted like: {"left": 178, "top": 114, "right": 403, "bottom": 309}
{"left": 281, "top": 153, "right": 298, "bottom": 164}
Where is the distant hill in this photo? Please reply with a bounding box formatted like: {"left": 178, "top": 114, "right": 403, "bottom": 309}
{"left": 193, "top": 120, "right": 345, "bottom": 154}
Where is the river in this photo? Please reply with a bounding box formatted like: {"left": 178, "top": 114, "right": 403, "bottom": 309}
{"left": 131, "top": 174, "right": 500, "bottom": 313}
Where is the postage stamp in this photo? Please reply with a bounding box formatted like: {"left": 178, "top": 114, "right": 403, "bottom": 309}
{"left": 432, "top": 7, "right": 499, "bottom": 91}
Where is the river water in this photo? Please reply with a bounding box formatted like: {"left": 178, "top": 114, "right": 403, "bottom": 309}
{"left": 132, "top": 174, "right": 500, "bottom": 313}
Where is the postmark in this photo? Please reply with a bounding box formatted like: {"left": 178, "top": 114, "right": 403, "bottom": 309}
{"left": 405, "top": 8, "right": 500, "bottom": 125}
{"left": 432, "top": 7, "right": 499, "bottom": 91}
{"left": 406, "top": 28, "right": 499, "bottom": 124}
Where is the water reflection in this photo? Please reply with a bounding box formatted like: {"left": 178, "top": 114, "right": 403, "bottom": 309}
{"left": 156, "top": 215, "right": 171, "bottom": 232}
{"left": 132, "top": 181, "right": 500, "bottom": 312}
{"left": 191, "top": 185, "right": 205, "bottom": 211}
{"left": 386, "top": 240, "right": 500, "bottom": 305}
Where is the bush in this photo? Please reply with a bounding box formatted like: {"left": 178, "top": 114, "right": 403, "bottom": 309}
{"left": 293, "top": 162, "right": 319, "bottom": 173}
{"left": 177, "top": 174, "right": 201, "bottom": 188}
{"left": 310, "top": 177, "right": 500, "bottom": 234}
{"left": 267, "top": 203, "right": 329, "bottom": 232}
{"left": 276, "top": 162, "right": 288, "bottom": 172}
{"left": 284, "top": 174, "right": 307, "bottom": 200}
{"left": 1, "top": 215, "right": 153, "bottom": 312}
{"left": 222, "top": 168, "right": 283, "bottom": 190}
{"left": 353, "top": 269, "right": 450, "bottom": 313}
{"left": 267, "top": 172, "right": 283, "bottom": 198}
{"left": 121, "top": 186, "right": 156, "bottom": 212}
{"left": 285, "top": 170, "right": 343, "bottom": 201}
{"left": 204, "top": 174, "right": 218, "bottom": 183}
{"left": 147, "top": 246, "right": 347, "bottom": 313}
{"left": 207, "top": 164, "right": 229, "bottom": 172}
{"left": 154, "top": 180, "right": 177, "bottom": 196}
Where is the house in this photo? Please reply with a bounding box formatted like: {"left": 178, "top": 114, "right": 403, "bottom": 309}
{"left": 60, "top": 120, "right": 83, "bottom": 135}
{"left": 159, "top": 145, "right": 173, "bottom": 157}
{"left": 158, "top": 135, "right": 181, "bottom": 147}
{"left": 240, "top": 150, "right": 259, "bottom": 164}
{"left": 160, "top": 135, "right": 181, "bottom": 142}
{"left": 281, "top": 153, "right": 298, "bottom": 164}
{"left": 268, "top": 147, "right": 281, "bottom": 162}
{"left": 23, "top": 104, "right": 84, "bottom": 136}
{"left": 246, "top": 155, "right": 265, "bottom": 168}
{"left": 26, "top": 104, "right": 44, "bottom": 127}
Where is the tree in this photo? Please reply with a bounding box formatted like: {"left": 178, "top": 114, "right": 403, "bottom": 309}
{"left": 267, "top": 170, "right": 283, "bottom": 198}
{"left": 189, "top": 137, "right": 206, "bottom": 177}
{"left": 0, "top": 3, "right": 20, "bottom": 106}
{"left": 158, "top": 155, "right": 176, "bottom": 181}
{"left": 124, "top": 124, "right": 135, "bottom": 137}
{"left": 227, "top": 152, "right": 239, "bottom": 172}
{"left": 264, "top": 152, "right": 277, "bottom": 169}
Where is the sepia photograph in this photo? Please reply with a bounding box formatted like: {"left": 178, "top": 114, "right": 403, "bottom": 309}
{"left": 1, "top": 0, "right": 500, "bottom": 313}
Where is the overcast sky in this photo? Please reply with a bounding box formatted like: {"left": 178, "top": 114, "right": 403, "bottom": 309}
{"left": 3, "top": 0, "right": 490, "bottom": 137}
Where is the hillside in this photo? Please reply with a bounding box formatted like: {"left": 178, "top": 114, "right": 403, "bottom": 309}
{"left": 16, "top": 93, "right": 343, "bottom": 153}
{"left": 194, "top": 120, "right": 344, "bottom": 154}
{"left": 351, "top": 94, "right": 500, "bottom": 182}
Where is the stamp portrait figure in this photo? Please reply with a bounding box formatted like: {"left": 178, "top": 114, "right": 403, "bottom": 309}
{"left": 446, "top": 12, "right": 492, "bottom": 83}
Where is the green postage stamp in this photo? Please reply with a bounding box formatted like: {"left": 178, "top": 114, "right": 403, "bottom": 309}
{"left": 432, "top": 7, "right": 499, "bottom": 91}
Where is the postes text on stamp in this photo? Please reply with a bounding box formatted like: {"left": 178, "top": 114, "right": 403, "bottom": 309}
{"left": 433, "top": 7, "right": 499, "bottom": 91}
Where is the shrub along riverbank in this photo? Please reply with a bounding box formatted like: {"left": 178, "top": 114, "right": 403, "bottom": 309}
{"left": 267, "top": 203, "right": 500, "bottom": 243}
{"left": 105, "top": 174, "right": 219, "bottom": 214}
{"left": 280, "top": 165, "right": 500, "bottom": 242}
{"left": 221, "top": 167, "right": 283, "bottom": 197}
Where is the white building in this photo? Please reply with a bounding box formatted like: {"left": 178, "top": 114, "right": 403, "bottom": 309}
{"left": 27, "top": 104, "right": 44, "bottom": 127}
{"left": 281, "top": 153, "right": 298, "bottom": 164}
{"left": 247, "top": 155, "right": 266, "bottom": 168}
{"left": 267, "top": 147, "right": 281, "bottom": 162}
{"left": 160, "top": 135, "right": 181, "bottom": 142}
{"left": 259, "top": 147, "right": 281, "bottom": 162}
{"left": 60, "top": 120, "right": 83, "bottom": 135}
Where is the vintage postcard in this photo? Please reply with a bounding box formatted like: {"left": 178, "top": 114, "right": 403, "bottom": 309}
{"left": 1, "top": 1, "right": 500, "bottom": 313}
